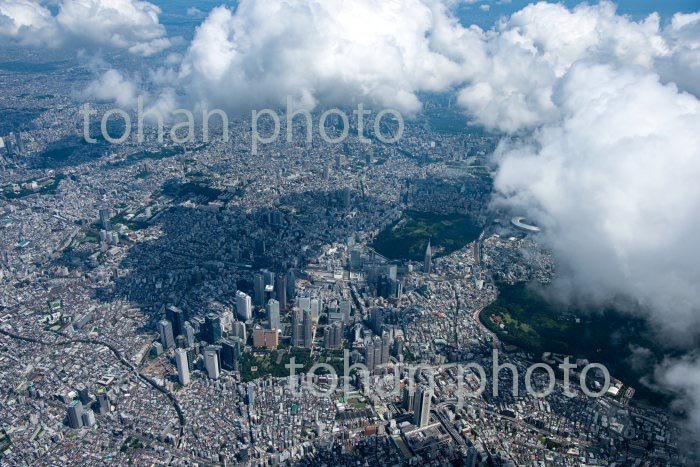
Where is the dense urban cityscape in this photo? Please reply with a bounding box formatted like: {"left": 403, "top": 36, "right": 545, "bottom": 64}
{"left": 1, "top": 0, "right": 700, "bottom": 466}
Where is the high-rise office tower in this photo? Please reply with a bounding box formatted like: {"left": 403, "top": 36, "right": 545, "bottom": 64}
{"left": 309, "top": 298, "right": 321, "bottom": 319}
{"left": 373, "top": 335, "right": 382, "bottom": 370}
{"left": 296, "top": 296, "right": 311, "bottom": 311}
{"left": 98, "top": 208, "right": 111, "bottom": 231}
{"left": 364, "top": 337, "right": 375, "bottom": 371}
{"left": 176, "top": 335, "right": 187, "bottom": 349}
{"left": 286, "top": 269, "right": 296, "bottom": 299}
{"left": 291, "top": 308, "right": 303, "bottom": 347}
{"left": 350, "top": 247, "right": 362, "bottom": 270}
{"left": 67, "top": 400, "right": 84, "bottom": 429}
{"left": 275, "top": 273, "right": 287, "bottom": 310}
{"left": 263, "top": 270, "right": 275, "bottom": 286}
{"left": 381, "top": 332, "right": 391, "bottom": 367}
{"left": 267, "top": 299, "right": 280, "bottom": 331}
{"left": 233, "top": 320, "right": 247, "bottom": 341}
{"left": 254, "top": 273, "right": 266, "bottom": 307}
{"left": 303, "top": 309, "right": 313, "bottom": 348}
{"left": 414, "top": 386, "right": 432, "bottom": 427}
{"left": 393, "top": 336, "right": 404, "bottom": 359}
{"left": 402, "top": 385, "right": 415, "bottom": 412}
{"left": 424, "top": 239, "right": 432, "bottom": 274}
{"left": 96, "top": 389, "right": 110, "bottom": 415}
{"left": 184, "top": 321, "right": 195, "bottom": 347}
{"left": 77, "top": 385, "right": 90, "bottom": 405}
{"left": 13, "top": 131, "right": 24, "bottom": 154}
{"left": 203, "top": 313, "right": 222, "bottom": 343}
{"left": 247, "top": 383, "right": 255, "bottom": 406}
{"left": 387, "top": 264, "right": 397, "bottom": 281}
{"left": 333, "top": 322, "right": 344, "bottom": 348}
{"left": 158, "top": 319, "right": 175, "bottom": 349}
{"left": 175, "top": 348, "right": 190, "bottom": 386}
{"left": 81, "top": 410, "right": 96, "bottom": 427}
{"left": 323, "top": 322, "right": 344, "bottom": 349}
{"left": 204, "top": 346, "right": 220, "bottom": 379}
{"left": 166, "top": 305, "right": 186, "bottom": 337}
{"left": 236, "top": 291, "right": 252, "bottom": 321}
{"left": 221, "top": 338, "right": 242, "bottom": 371}
{"left": 3, "top": 138, "right": 13, "bottom": 157}
{"left": 340, "top": 300, "right": 351, "bottom": 322}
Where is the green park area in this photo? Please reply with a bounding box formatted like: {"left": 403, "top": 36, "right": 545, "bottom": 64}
{"left": 241, "top": 348, "right": 347, "bottom": 382}
{"left": 482, "top": 282, "right": 672, "bottom": 405}
{"left": 371, "top": 210, "right": 481, "bottom": 261}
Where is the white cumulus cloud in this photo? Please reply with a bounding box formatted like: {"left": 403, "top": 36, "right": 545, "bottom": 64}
{"left": 175, "top": 0, "right": 488, "bottom": 115}
{"left": 492, "top": 62, "right": 700, "bottom": 341}
{"left": 82, "top": 68, "right": 139, "bottom": 107}
{"left": 0, "top": 0, "right": 170, "bottom": 55}
{"left": 457, "top": 1, "right": 671, "bottom": 132}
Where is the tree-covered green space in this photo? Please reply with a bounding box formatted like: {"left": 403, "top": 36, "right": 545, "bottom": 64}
{"left": 371, "top": 210, "right": 481, "bottom": 261}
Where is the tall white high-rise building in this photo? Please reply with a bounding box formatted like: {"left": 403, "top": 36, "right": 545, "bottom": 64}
{"left": 174, "top": 348, "right": 190, "bottom": 386}
{"left": 424, "top": 239, "right": 432, "bottom": 274}
{"left": 204, "top": 347, "right": 220, "bottom": 379}
{"left": 236, "top": 291, "right": 253, "bottom": 321}
{"left": 158, "top": 319, "right": 175, "bottom": 349}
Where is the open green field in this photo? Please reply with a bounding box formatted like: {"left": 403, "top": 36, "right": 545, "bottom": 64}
{"left": 371, "top": 210, "right": 481, "bottom": 261}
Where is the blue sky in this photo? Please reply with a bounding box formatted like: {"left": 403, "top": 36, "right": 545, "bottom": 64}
{"left": 151, "top": 0, "right": 700, "bottom": 33}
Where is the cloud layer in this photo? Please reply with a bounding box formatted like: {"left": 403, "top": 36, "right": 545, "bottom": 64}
{"left": 492, "top": 62, "right": 700, "bottom": 340}
{"left": 175, "top": 0, "right": 488, "bottom": 115}
{"left": 0, "top": 0, "right": 170, "bottom": 55}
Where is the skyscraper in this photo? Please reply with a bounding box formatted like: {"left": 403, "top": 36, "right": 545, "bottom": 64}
{"left": 77, "top": 384, "right": 90, "bottom": 405}
{"left": 236, "top": 291, "right": 252, "bottom": 321}
{"left": 291, "top": 308, "right": 303, "bottom": 347}
{"left": 81, "top": 410, "right": 96, "bottom": 427}
{"left": 98, "top": 208, "right": 111, "bottom": 231}
{"left": 286, "top": 268, "right": 296, "bottom": 299}
{"left": 323, "top": 322, "right": 344, "bottom": 349}
{"left": 333, "top": 322, "right": 344, "bottom": 348}
{"left": 13, "top": 131, "right": 24, "bottom": 154}
{"left": 414, "top": 386, "right": 432, "bottom": 427}
{"left": 424, "top": 239, "right": 432, "bottom": 274}
{"left": 340, "top": 300, "right": 352, "bottom": 322}
{"left": 67, "top": 400, "right": 84, "bottom": 429}
{"left": 381, "top": 332, "right": 392, "bottom": 367}
{"left": 373, "top": 335, "right": 382, "bottom": 370}
{"left": 221, "top": 338, "right": 242, "bottom": 371}
{"left": 233, "top": 320, "right": 247, "bottom": 341}
{"left": 350, "top": 247, "right": 362, "bottom": 270}
{"left": 364, "top": 337, "right": 375, "bottom": 371}
{"left": 247, "top": 383, "right": 256, "bottom": 406}
{"left": 184, "top": 321, "right": 195, "bottom": 347}
{"left": 303, "top": 309, "right": 314, "bottom": 348}
{"left": 254, "top": 273, "right": 266, "bottom": 307}
{"left": 166, "top": 305, "right": 186, "bottom": 337}
{"left": 175, "top": 348, "right": 190, "bottom": 386}
{"left": 204, "top": 346, "right": 220, "bottom": 379}
{"left": 267, "top": 298, "right": 280, "bottom": 331}
{"left": 96, "top": 389, "right": 110, "bottom": 415}
{"left": 158, "top": 319, "right": 175, "bottom": 349}
{"left": 402, "top": 385, "right": 415, "bottom": 412}
{"left": 203, "top": 313, "right": 222, "bottom": 343}
{"left": 275, "top": 273, "right": 287, "bottom": 310}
